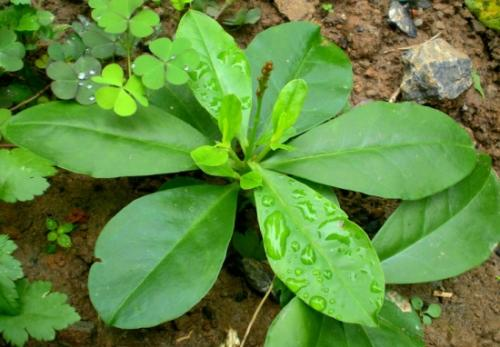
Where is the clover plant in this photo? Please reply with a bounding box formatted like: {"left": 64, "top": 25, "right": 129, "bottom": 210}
{"left": 3, "top": 10, "right": 499, "bottom": 345}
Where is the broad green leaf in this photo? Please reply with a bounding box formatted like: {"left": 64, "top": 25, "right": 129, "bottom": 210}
{"left": 0, "top": 29, "right": 25, "bottom": 72}
{"left": 47, "top": 57, "right": 101, "bottom": 105}
{"left": 88, "top": 184, "right": 238, "bottom": 328}
{"left": 265, "top": 297, "right": 424, "bottom": 347}
{"left": 246, "top": 21, "right": 352, "bottom": 139}
{"left": 176, "top": 10, "right": 253, "bottom": 149}
{"left": 5, "top": 102, "right": 209, "bottom": 178}
{"left": 0, "top": 148, "right": 56, "bottom": 203}
{"left": 373, "top": 155, "right": 499, "bottom": 283}
{"left": 0, "top": 280, "right": 80, "bottom": 347}
{"left": 263, "top": 102, "right": 478, "bottom": 200}
{"left": 148, "top": 85, "right": 219, "bottom": 139}
{"left": 218, "top": 94, "right": 242, "bottom": 146}
{"left": 269, "top": 79, "right": 308, "bottom": 150}
{"left": 0, "top": 235, "right": 23, "bottom": 315}
{"left": 133, "top": 38, "right": 200, "bottom": 89}
{"left": 254, "top": 169, "right": 384, "bottom": 326}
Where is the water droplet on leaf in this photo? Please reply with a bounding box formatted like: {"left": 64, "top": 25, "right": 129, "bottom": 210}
{"left": 309, "top": 296, "right": 327, "bottom": 311}
{"left": 300, "top": 245, "right": 316, "bottom": 265}
{"left": 263, "top": 211, "right": 290, "bottom": 260}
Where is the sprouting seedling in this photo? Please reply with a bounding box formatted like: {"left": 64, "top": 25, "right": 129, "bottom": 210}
{"left": 88, "top": 0, "right": 160, "bottom": 38}
{"left": 410, "top": 296, "right": 442, "bottom": 325}
{"left": 92, "top": 63, "right": 148, "bottom": 116}
{"left": 47, "top": 56, "right": 102, "bottom": 105}
{"left": 321, "top": 3, "right": 334, "bottom": 13}
{"left": 133, "top": 37, "right": 200, "bottom": 89}
{"left": 45, "top": 217, "right": 76, "bottom": 253}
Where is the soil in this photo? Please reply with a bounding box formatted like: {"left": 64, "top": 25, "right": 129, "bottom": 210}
{"left": 0, "top": 0, "right": 499, "bottom": 346}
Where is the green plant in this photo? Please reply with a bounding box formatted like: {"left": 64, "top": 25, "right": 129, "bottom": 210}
{"left": 3, "top": 9, "right": 499, "bottom": 344}
{"left": 321, "top": 3, "right": 334, "bottom": 13}
{"left": 411, "top": 296, "right": 442, "bottom": 326}
{"left": 45, "top": 217, "right": 76, "bottom": 253}
{"left": 472, "top": 69, "right": 485, "bottom": 98}
{"left": 0, "top": 234, "right": 79, "bottom": 347}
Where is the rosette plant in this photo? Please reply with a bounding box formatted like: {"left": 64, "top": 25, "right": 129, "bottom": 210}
{"left": 3, "top": 10, "right": 499, "bottom": 345}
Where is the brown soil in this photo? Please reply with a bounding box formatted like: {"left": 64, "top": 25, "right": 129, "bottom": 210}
{"left": 0, "top": 0, "right": 498, "bottom": 346}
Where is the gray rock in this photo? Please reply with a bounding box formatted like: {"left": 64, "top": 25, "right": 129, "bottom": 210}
{"left": 401, "top": 38, "right": 473, "bottom": 102}
{"left": 388, "top": 0, "right": 417, "bottom": 37}
{"left": 240, "top": 258, "right": 273, "bottom": 294}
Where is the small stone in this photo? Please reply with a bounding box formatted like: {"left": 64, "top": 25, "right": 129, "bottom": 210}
{"left": 240, "top": 258, "right": 274, "bottom": 294}
{"left": 400, "top": 38, "right": 473, "bottom": 102}
{"left": 388, "top": 0, "right": 417, "bottom": 37}
{"left": 274, "top": 0, "right": 315, "bottom": 21}
{"left": 414, "top": 18, "right": 423, "bottom": 27}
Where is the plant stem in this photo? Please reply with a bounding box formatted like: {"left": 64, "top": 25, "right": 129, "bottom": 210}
{"left": 240, "top": 280, "right": 274, "bottom": 347}
{"left": 255, "top": 145, "right": 272, "bottom": 162}
{"left": 9, "top": 84, "right": 51, "bottom": 112}
{"left": 229, "top": 149, "right": 246, "bottom": 170}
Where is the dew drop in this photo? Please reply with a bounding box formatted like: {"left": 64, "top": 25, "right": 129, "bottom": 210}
{"left": 86, "top": 84, "right": 93, "bottom": 89}
{"left": 131, "top": 63, "right": 136, "bottom": 69}
{"left": 292, "top": 189, "right": 306, "bottom": 199}
{"left": 263, "top": 211, "right": 290, "bottom": 260}
{"left": 170, "top": 55, "right": 177, "bottom": 60}
{"left": 297, "top": 201, "right": 316, "bottom": 222}
{"left": 78, "top": 72, "right": 86, "bottom": 80}
{"left": 286, "top": 278, "right": 308, "bottom": 292}
{"left": 294, "top": 268, "right": 303, "bottom": 276}
{"left": 262, "top": 195, "right": 275, "bottom": 207}
{"left": 370, "top": 281, "right": 383, "bottom": 293}
{"left": 322, "top": 287, "right": 329, "bottom": 293}
{"left": 78, "top": 81, "right": 84, "bottom": 86}
{"left": 323, "top": 270, "right": 333, "bottom": 280}
{"left": 183, "top": 65, "right": 189, "bottom": 71}
{"left": 329, "top": 299, "right": 336, "bottom": 305}
{"left": 312, "top": 269, "right": 320, "bottom": 276}
{"left": 89, "top": 70, "right": 96, "bottom": 75}
{"left": 309, "top": 296, "right": 327, "bottom": 312}
{"left": 89, "top": 96, "right": 95, "bottom": 102}
{"left": 327, "top": 309, "right": 335, "bottom": 315}
{"left": 300, "top": 245, "right": 316, "bottom": 265}
{"left": 291, "top": 241, "right": 300, "bottom": 252}
{"left": 303, "top": 292, "right": 309, "bottom": 299}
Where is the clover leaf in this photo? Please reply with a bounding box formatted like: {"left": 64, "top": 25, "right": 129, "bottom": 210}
{"left": 73, "top": 18, "right": 126, "bottom": 59}
{"left": 47, "top": 33, "right": 85, "bottom": 62}
{"left": 89, "top": 0, "right": 160, "bottom": 38}
{"left": 93, "top": 63, "right": 148, "bottom": 116}
{"left": 47, "top": 56, "right": 102, "bottom": 105}
{"left": 0, "top": 29, "right": 25, "bottom": 72}
{"left": 133, "top": 37, "right": 200, "bottom": 89}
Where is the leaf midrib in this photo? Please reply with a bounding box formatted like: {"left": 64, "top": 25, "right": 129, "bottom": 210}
{"left": 108, "top": 185, "right": 236, "bottom": 324}
{"left": 9, "top": 121, "right": 194, "bottom": 154}
{"left": 261, "top": 172, "right": 376, "bottom": 325}
{"left": 265, "top": 142, "right": 473, "bottom": 167}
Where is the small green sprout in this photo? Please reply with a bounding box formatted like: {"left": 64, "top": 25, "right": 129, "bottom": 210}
{"left": 411, "top": 296, "right": 442, "bottom": 325}
{"left": 472, "top": 69, "right": 485, "bottom": 98}
{"left": 45, "top": 217, "right": 76, "bottom": 253}
{"left": 321, "top": 3, "right": 334, "bottom": 13}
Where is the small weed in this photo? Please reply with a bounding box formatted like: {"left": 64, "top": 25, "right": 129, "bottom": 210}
{"left": 411, "top": 296, "right": 442, "bottom": 326}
